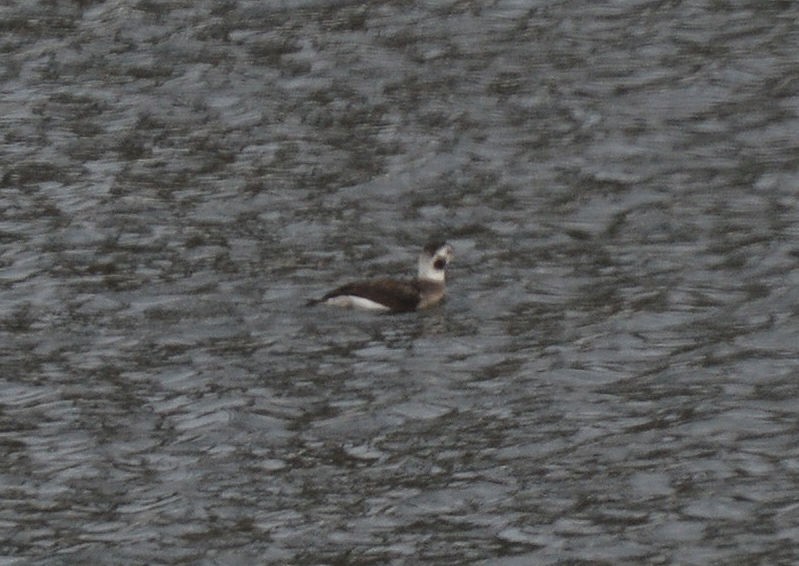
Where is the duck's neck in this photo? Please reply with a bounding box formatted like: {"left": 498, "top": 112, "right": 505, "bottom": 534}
{"left": 416, "top": 278, "right": 446, "bottom": 309}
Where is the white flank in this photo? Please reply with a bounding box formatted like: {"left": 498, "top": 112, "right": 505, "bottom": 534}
{"left": 324, "top": 295, "right": 391, "bottom": 311}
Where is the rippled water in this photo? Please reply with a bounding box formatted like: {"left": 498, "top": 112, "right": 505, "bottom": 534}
{"left": 2, "top": 1, "right": 799, "bottom": 564}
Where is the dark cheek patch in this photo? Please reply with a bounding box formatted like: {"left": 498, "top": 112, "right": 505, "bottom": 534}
{"left": 434, "top": 259, "right": 446, "bottom": 270}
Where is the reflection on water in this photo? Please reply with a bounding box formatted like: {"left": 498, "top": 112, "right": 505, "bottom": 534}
{"left": 2, "top": 1, "right": 799, "bottom": 563}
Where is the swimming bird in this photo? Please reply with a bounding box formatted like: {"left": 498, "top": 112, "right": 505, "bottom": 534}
{"left": 307, "top": 241, "right": 454, "bottom": 313}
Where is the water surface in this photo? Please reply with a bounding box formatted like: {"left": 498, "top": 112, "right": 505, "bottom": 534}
{"left": 2, "top": 1, "right": 799, "bottom": 564}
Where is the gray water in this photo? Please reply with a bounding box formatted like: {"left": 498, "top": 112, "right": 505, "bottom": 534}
{"left": 2, "top": 1, "right": 799, "bottom": 564}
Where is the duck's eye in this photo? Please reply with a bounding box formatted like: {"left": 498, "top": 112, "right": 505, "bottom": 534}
{"left": 433, "top": 258, "right": 447, "bottom": 270}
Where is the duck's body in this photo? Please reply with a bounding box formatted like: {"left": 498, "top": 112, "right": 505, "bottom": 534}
{"left": 308, "top": 242, "right": 453, "bottom": 313}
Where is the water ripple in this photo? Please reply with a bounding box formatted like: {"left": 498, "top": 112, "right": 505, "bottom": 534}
{"left": 2, "top": 0, "right": 799, "bottom": 563}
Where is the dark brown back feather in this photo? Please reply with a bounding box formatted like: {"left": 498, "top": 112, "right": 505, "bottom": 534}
{"left": 320, "top": 279, "right": 422, "bottom": 312}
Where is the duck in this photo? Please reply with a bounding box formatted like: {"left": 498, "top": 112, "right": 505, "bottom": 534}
{"left": 307, "top": 241, "right": 454, "bottom": 313}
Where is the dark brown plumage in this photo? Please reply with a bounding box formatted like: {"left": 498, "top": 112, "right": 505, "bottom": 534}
{"left": 307, "top": 241, "right": 453, "bottom": 313}
{"left": 314, "top": 279, "right": 424, "bottom": 312}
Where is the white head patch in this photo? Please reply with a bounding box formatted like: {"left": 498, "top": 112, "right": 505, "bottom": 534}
{"left": 418, "top": 243, "right": 453, "bottom": 281}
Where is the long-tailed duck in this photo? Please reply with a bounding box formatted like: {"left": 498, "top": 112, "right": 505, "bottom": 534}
{"left": 307, "top": 241, "right": 454, "bottom": 313}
